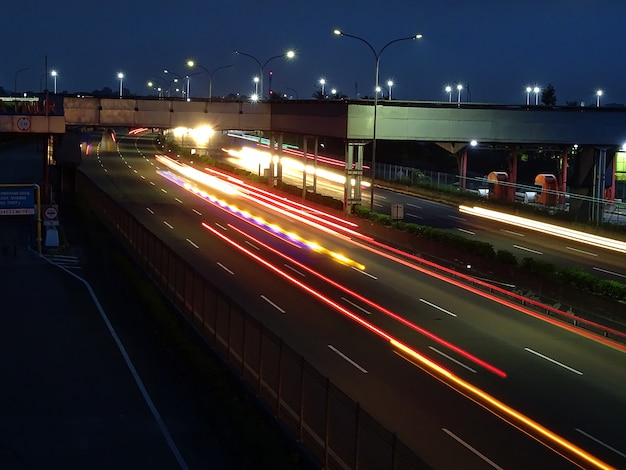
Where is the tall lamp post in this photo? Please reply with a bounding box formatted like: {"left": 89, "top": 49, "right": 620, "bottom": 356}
{"left": 445, "top": 85, "right": 452, "bottom": 102}
{"left": 14, "top": 67, "right": 30, "bottom": 97}
{"left": 51, "top": 70, "right": 58, "bottom": 94}
{"left": 387, "top": 80, "right": 393, "bottom": 100}
{"left": 164, "top": 69, "right": 187, "bottom": 99}
{"left": 253, "top": 76, "right": 259, "bottom": 95}
{"left": 596, "top": 89, "right": 603, "bottom": 107}
{"left": 456, "top": 83, "right": 463, "bottom": 105}
{"left": 334, "top": 29, "right": 422, "bottom": 210}
{"left": 319, "top": 78, "right": 326, "bottom": 98}
{"left": 234, "top": 50, "right": 295, "bottom": 100}
{"left": 525, "top": 86, "right": 532, "bottom": 105}
{"left": 117, "top": 72, "right": 124, "bottom": 98}
{"left": 187, "top": 61, "right": 233, "bottom": 100}
{"left": 533, "top": 86, "right": 540, "bottom": 105}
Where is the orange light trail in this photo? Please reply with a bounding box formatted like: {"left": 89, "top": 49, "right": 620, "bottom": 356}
{"left": 203, "top": 222, "right": 613, "bottom": 470}
{"left": 227, "top": 222, "right": 506, "bottom": 378}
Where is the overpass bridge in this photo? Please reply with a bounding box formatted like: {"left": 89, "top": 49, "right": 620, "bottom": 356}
{"left": 2, "top": 95, "right": 625, "bottom": 217}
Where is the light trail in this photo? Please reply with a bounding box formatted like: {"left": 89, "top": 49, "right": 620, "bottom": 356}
{"left": 204, "top": 222, "right": 612, "bottom": 470}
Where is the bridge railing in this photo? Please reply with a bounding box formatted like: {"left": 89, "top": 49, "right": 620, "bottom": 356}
{"left": 75, "top": 170, "right": 431, "bottom": 470}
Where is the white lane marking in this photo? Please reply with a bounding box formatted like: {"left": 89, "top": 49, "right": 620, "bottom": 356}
{"left": 419, "top": 298, "right": 457, "bottom": 317}
{"left": 442, "top": 428, "right": 503, "bottom": 470}
{"left": 449, "top": 215, "right": 466, "bottom": 221}
{"left": 429, "top": 347, "right": 476, "bottom": 373}
{"left": 406, "top": 212, "right": 423, "bottom": 219}
{"left": 163, "top": 221, "right": 174, "bottom": 229}
{"left": 524, "top": 348, "right": 583, "bottom": 375}
{"left": 566, "top": 246, "right": 598, "bottom": 257}
{"left": 328, "top": 345, "right": 368, "bottom": 373}
{"left": 215, "top": 223, "right": 228, "bottom": 231}
{"left": 217, "top": 262, "right": 234, "bottom": 275}
{"left": 406, "top": 203, "right": 422, "bottom": 209}
{"left": 593, "top": 266, "right": 626, "bottom": 279}
{"left": 352, "top": 267, "right": 377, "bottom": 279}
{"left": 133, "top": 169, "right": 138, "bottom": 174}
{"left": 174, "top": 197, "right": 183, "bottom": 204}
{"left": 161, "top": 188, "right": 168, "bottom": 194}
{"left": 575, "top": 428, "right": 626, "bottom": 458}
{"left": 501, "top": 229, "right": 524, "bottom": 237}
{"left": 373, "top": 202, "right": 384, "bottom": 207}
{"left": 341, "top": 297, "right": 372, "bottom": 315}
{"left": 146, "top": 207, "right": 154, "bottom": 214}
{"left": 457, "top": 228, "right": 475, "bottom": 235}
{"left": 192, "top": 208, "right": 202, "bottom": 216}
{"left": 513, "top": 245, "right": 543, "bottom": 255}
{"left": 150, "top": 181, "right": 155, "bottom": 186}
{"left": 283, "top": 264, "right": 305, "bottom": 277}
{"left": 261, "top": 295, "right": 285, "bottom": 314}
{"left": 244, "top": 240, "right": 260, "bottom": 250}
{"left": 140, "top": 175, "right": 145, "bottom": 180}
{"left": 186, "top": 239, "right": 199, "bottom": 249}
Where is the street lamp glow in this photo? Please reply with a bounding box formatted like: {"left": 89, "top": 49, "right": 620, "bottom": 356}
{"left": 50, "top": 70, "right": 58, "bottom": 94}
{"left": 456, "top": 83, "right": 463, "bottom": 104}
{"left": 533, "top": 86, "right": 540, "bottom": 105}
{"left": 334, "top": 28, "right": 423, "bottom": 210}
{"left": 596, "top": 89, "right": 603, "bottom": 107}
{"left": 234, "top": 49, "right": 296, "bottom": 100}
{"left": 319, "top": 78, "right": 326, "bottom": 97}
{"left": 525, "top": 86, "right": 532, "bottom": 105}
{"left": 445, "top": 85, "right": 452, "bottom": 102}
{"left": 187, "top": 60, "right": 233, "bottom": 100}
{"left": 387, "top": 80, "right": 393, "bottom": 100}
{"left": 117, "top": 72, "right": 124, "bottom": 98}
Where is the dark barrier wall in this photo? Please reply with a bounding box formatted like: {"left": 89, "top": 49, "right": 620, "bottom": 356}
{"left": 76, "top": 171, "right": 431, "bottom": 470}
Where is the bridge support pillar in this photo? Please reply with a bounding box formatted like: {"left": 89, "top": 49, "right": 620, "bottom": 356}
{"left": 591, "top": 147, "right": 607, "bottom": 224}
{"left": 301, "top": 135, "right": 319, "bottom": 201}
{"left": 559, "top": 149, "right": 568, "bottom": 206}
{"left": 457, "top": 149, "right": 468, "bottom": 192}
{"left": 507, "top": 149, "right": 518, "bottom": 202}
{"left": 344, "top": 142, "right": 364, "bottom": 213}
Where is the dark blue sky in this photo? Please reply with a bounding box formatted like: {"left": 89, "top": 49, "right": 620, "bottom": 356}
{"left": 3, "top": 1, "right": 625, "bottom": 105}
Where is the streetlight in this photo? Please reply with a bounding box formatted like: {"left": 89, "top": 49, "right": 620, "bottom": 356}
{"left": 164, "top": 69, "right": 186, "bottom": 98}
{"left": 445, "top": 85, "right": 452, "bottom": 102}
{"left": 533, "top": 86, "right": 540, "bottom": 105}
{"left": 117, "top": 72, "right": 124, "bottom": 98}
{"left": 387, "top": 80, "right": 393, "bottom": 100}
{"left": 253, "top": 76, "right": 259, "bottom": 95}
{"left": 456, "top": 83, "right": 463, "bottom": 105}
{"left": 319, "top": 78, "right": 326, "bottom": 98}
{"left": 14, "top": 67, "right": 30, "bottom": 97}
{"left": 187, "top": 60, "right": 233, "bottom": 100}
{"left": 596, "top": 89, "right": 603, "bottom": 107}
{"left": 525, "top": 86, "right": 532, "bottom": 105}
{"left": 51, "top": 70, "right": 58, "bottom": 94}
{"left": 334, "top": 28, "right": 422, "bottom": 210}
{"left": 234, "top": 50, "right": 296, "bottom": 100}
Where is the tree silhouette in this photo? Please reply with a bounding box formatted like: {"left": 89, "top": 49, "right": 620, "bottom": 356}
{"left": 541, "top": 83, "right": 557, "bottom": 106}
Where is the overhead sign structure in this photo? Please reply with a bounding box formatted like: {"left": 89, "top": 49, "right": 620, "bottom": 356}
{"left": 0, "top": 186, "right": 35, "bottom": 215}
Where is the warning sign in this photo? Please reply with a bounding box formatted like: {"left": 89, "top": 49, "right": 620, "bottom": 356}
{"left": 43, "top": 204, "right": 59, "bottom": 226}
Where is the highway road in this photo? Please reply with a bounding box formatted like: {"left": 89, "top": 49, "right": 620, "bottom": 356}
{"left": 80, "top": 133, "right": 626, "bottom": 469}
{"left": 220, "top": 134, "right": 626, "bottom": 284}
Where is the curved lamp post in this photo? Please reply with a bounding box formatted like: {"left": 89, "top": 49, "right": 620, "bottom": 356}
{"left": 596, "top": 89, "right": 603, "bottom": 107}
{"left": 187, "top": 61, "right": 233, "bottom": 100}
{"left": 14, "top": 67, "right": 30, "bottom": 97}
{"left": 233, "top": 50, "right": 295, "bottom": 100}
{"left": 333, "top": 29, "right": 422, "bottom": 210}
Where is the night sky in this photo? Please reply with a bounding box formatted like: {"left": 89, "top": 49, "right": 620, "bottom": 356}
{"left": 3, "top": 1, "right": 625, "bottom": 106}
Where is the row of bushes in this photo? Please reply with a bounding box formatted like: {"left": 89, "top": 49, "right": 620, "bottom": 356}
{"left": 353, "top": 205, "right": 626, "bottom": 302}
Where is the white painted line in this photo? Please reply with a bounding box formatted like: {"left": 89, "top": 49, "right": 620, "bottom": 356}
{"left": 457, "top": 228, "right": 475, "bottom": 235}
{"left": 215, "top": 223, "right": 228, "bottom": 231}
{"left": 161, "top": 188, "right": 168, "bottom": 194}
{"left": 524, "top": 348, "right": 583, "bottom": 375}
{"left": 261, "top": 295, "right": 286, "bottom": 313}
{"left": 449, "top": 215, "right": 466, "bottom": 221}
{"left": 133, "top": 169, "right": 138, "bottom": 174}
{"left": 373, "top": 202, "right": 384, "bottom": 207}
{"left": 406, "top": 203, "right": 422, "bottom": 209}
{"left": 442, "top": 428, "right": 503, "bottom": 470}
{"left": 429, "top": 347, "right": 476, "bottom": 373}
{"left": 186, "top": 239, "right": 199, "bottom": 249}
{"left": 593, "top": 266, "right": 626, "bottom": 279}
{"left": 174, "top": 197, "right": 183, "bottom": 204}
{"left": 217, "top": 262, "right": 234, "bottom": 275}
{"left": 406, "top": 213, "right": 423, "bottom": 219}
{"left": 192, "top": 208, "right": 202, "bottom": 216}
{"left": 352, "top": 267, "right": 377, "bottom": 279}
{"left": 150, "top": 181, "right": 155, "bottom": 186}
{"left": 513, "top": 245, "right": 543, "bottom": 255}
{"left": 501, "top": 229, "right": 524, "bottom": 237}
{"left": 566, "top": 246, "right": 598, "bottom": 257}
{"left": 146, "top": 207, "right": 154, "bottom": 214}
{"left": 575, "top": 428, "right": 626, "bottom": 458}
{"left": 283, "top": 264, "right": 305, "bottom": 277}
{"left": 140, "top": 175, "right": 145, "bottom": 180}
{"left": 328, "top": 345, "right": 368, "bottom": 373}
{"left": 163, "top": 221, "right": 174, "bottom": 229}
{"left": 341, "top": 297, "right": 372, "bottom": 315}
{"left": 420, "top": 298, "right": 457, "bottom": 317}
{"left": 244, "top": 240, "right": 260, "bottom": 250}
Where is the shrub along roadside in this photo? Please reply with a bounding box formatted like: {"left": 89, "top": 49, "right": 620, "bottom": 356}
{"left": 353, "top": 205, "right": 626, "bottom": 302}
